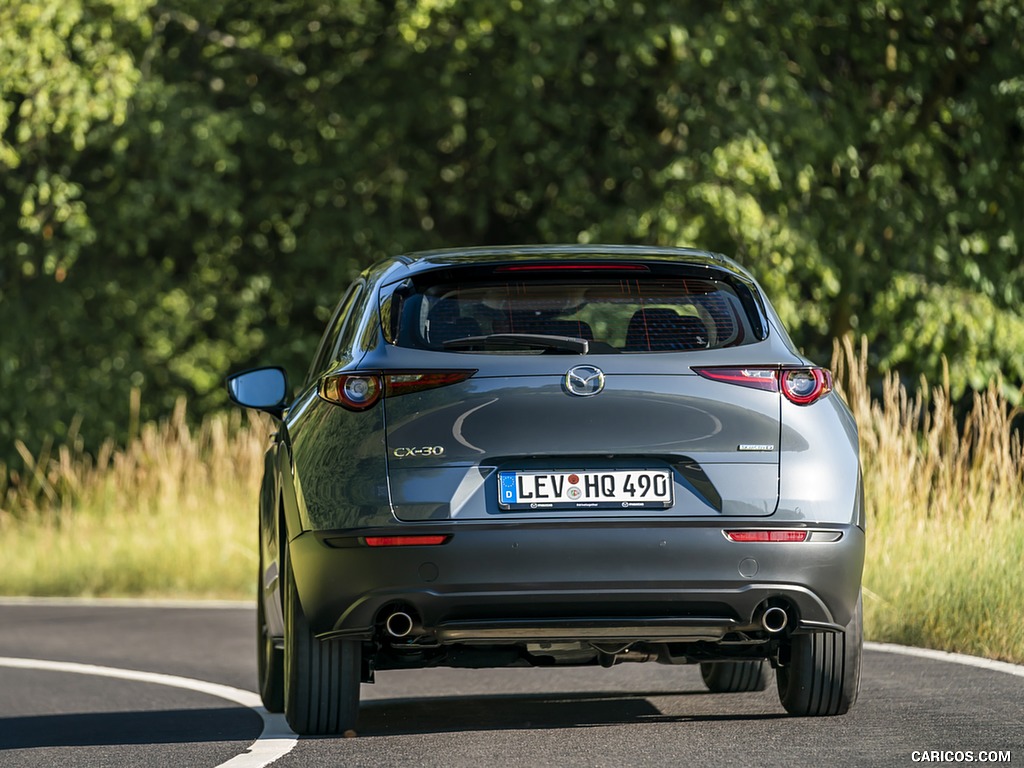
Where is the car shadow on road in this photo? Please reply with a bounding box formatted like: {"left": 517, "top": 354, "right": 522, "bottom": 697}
{"left": 354, "top": 690, "right": 786, "bottom": 737}
{"left": 0, "top": 707, "right": 262, "bottom": 750}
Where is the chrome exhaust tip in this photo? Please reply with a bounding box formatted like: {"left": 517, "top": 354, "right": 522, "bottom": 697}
{"left": 385, "top": 611, "right": 415, "bottom": 638}
{"left": 761, "top": 606, "right": 789, "bottom": 634}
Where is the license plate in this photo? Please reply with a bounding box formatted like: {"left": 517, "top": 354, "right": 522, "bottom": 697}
{"left": 498, "top": 469, "right": 673, "bottom": 510}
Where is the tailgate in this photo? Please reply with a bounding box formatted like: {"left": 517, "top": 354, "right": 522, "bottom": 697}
{"left": 383, "top": 369, "right": 780, "bottom": 520}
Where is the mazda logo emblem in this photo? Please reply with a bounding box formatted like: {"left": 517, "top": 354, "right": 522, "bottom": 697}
{"left": 565, "top": 365, "right": 605, "bottom": 397}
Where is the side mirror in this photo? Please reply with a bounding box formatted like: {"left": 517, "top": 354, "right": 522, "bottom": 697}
{"left": 226, "top": 367, "right": 288, "bottom": 415}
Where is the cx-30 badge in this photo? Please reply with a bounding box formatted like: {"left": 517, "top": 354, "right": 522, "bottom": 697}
{"left": 565, "top": 365, "right": 605, "bottom": 397}
{"left": 392, "top": 445, "right": 445, "bottom": 458}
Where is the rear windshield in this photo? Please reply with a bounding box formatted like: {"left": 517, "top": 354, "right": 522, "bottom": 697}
{"left": 387, "top": 268, "right": 765, "bottom": 353}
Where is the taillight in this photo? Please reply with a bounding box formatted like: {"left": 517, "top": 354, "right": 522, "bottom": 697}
{"left": 319, "top": 370, "right": 475, "bottom": 411}
{"left": 780, "top": 368, "right": 832, "bottom": 405}
{"left": 692, "top": 366, "right": 833, "bottom": 405}
{"left": 384, "top": 371, "right": 475, "bottom": 397}
{"left": 692, "top": 367, "right": 778, "bottom": 392}
{"left": 725, "top": 530, "right": 809, "bottom": 543}
{"left": 319, "top": 374, "right": 382, "bottom": 411}
{"left": 364, "top": 534, "right": 450, "bottom": 547}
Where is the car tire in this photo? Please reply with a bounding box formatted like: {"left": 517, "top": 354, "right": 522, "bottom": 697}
{"left": 283, "top": 548, "right": 361, "bottom": 735}
{"left": 257, "top": 552, "right": 285, "bottom": 713}
{"left": 776, "top": 592, "right": 863, "bottom": 716}
{"left": 700, "top": 660, "right": 769, "bottom": 693}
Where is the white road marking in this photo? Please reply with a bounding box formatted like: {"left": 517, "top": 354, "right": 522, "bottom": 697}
{"left": 0, "top": 656, "right": 297, "bottom": 768}
{"left": 866, "top": 641, "right": 1024, "bottom": 679}
{"left": 0, "top": 628, "right": 1019, "bottom": 767}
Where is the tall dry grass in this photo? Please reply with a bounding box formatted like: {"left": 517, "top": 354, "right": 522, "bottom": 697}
{"left": 833, "top": 337, "right": 1024, "bottom": 662}
{"left": 0, "top": 395, "right": 271, "bottom": 598}
{"left": 2, "top": 341, "right": 1023, "bottom": 661}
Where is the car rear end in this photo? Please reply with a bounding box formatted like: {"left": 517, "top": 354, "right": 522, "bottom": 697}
{"left": 288, "top": 249, "right": 864, "bottom": 668}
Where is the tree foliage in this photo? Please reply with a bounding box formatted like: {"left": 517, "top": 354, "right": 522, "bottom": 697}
{"left": 3, "top": 0, "right": 1023, "bottom": 469}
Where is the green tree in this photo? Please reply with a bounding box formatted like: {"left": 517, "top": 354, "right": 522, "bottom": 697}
{"left": 3, "top": 0, "right": 1024, "bottom": 476}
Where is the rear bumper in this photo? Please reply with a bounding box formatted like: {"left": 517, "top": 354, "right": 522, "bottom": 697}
{"left": 288, "top": 521, "right": 865, "bottom": 640}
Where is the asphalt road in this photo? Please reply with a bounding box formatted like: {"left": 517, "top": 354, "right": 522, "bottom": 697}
{"left": 0, "top": 600, "right": 1021, "bottom": 768}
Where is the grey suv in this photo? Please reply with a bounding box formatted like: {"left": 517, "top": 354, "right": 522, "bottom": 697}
{"left": 227, "top": 245, "right": 864, "bottom": 735}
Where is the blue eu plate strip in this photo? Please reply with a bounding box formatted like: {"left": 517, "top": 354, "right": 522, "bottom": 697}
{"left": 499, "top": 473, "right": 517, "bottom": 504}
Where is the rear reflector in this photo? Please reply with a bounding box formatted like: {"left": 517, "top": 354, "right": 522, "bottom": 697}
{"left": 725, "top": 530, "right": 809, "bottom": 543}
{"left": 364, "top": 535, "right": 451, "bottom": 547}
